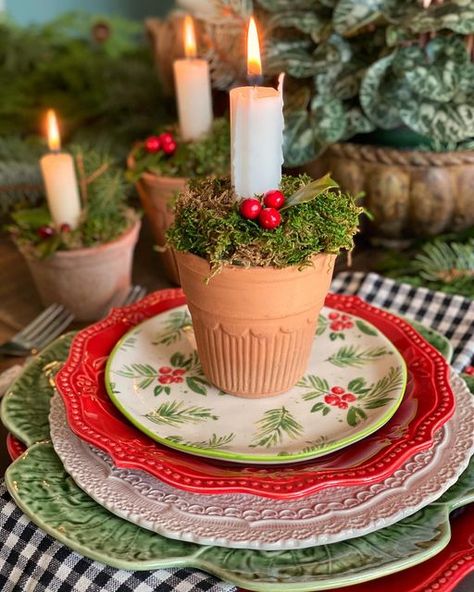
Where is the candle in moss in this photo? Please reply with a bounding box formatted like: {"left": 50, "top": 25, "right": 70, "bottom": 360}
{"left": 173, "top": 15, "right": 213, "bottom": 141}
{"left": 230, "top": 17, "right": 284, "bottom": 199}
{"left": 40, "top": 110, "right": 81, "bottom": 229}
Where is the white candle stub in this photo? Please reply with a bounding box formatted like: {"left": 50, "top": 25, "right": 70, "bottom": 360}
{"left": 173, "top": 15, "right": 213, "bottom": 141}
{"left": 230, "top": 73, "right": 284, "bottom": 199}
{"left": 40, "top": 110, "right": 81, "bottom": 229}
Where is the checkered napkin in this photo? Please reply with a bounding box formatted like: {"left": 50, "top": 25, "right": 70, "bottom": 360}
{"left": 0, "top": 271, "right": 473, "bottom": 592}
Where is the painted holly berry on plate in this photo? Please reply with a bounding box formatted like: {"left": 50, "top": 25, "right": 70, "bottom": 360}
{"left": 106, "top": 305, "right": 407, "bottom": 464}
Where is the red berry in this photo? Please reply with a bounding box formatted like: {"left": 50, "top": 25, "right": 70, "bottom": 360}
{"left": 144, "top": 135, "right": 161, "bottom": 153}
{"left": 37, "top": 226, "right": 55, "bottom": 239}
{"left": 162, "top": 141, "right": 177, "bottom": 155}
{"left": 172, "top": 369, "right": 186, "bottom": 376}
{"left": 342, "top": 393, "right": 357, "bottom": 402}
{"left": 263, "top": 190, "right": 285, "bottom": 209}
{"left": 338, "top": 401, "right": 349, "bottom": 409}
{"left": 159, "top": 375, "right": 173, "bottom": 384}
{"left": 324, "top": 394, "right": 340, "bottom": 406}
{"left": 328, "top": 312, "right": 340, "bottom": 320}
{"left": 159, "top": 367, "right": 172, "bottom": 374}
{"left": 159, "top": 132, "right": 174, "bottom": 145}
{"left": 465, "top": 366, "right": 474, "bottom": 376}
{"left": 343, "top": 322, "right": 353, "bottom": 329}
{"left": 331, "top": 386, "right": 345, "bottom": 395}
{"left": 341, "top": 315, "right": 351, "bottom": 321}
{"left": 60, "top": 223, "right": 71, "bottom": 233}
{"left": 239, "top": 198, "right": 262, "bottom": 220}
{"left": 173, "top": 376, "right": 184, "bottom": 383}
{"left": 259, "top": 207, "right": 281, "bottom": 230}
{"left": 331, "top": 321, "right": 344, "bottom": 331}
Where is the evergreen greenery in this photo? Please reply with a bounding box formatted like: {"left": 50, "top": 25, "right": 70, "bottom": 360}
{"left": 377, "top": 232, "right": 474, "bottom": 298}
{"left": 0, "top": 13, "right": 172, "bottom": 155}
{"left": 128, "top": 118, "right": 231, "bottom": 180}
{"left": 167, "top": 175, "right": 363, "bottom": 273}
{"left": 7, "top": 146, "right": 137, "bottom": 259}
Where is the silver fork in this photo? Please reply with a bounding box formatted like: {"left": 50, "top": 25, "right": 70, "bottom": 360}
{"left": 0, "top": 304, "right": 74, "bottom": 357}
{"left": 121, "top": 285, "right": 146, "bottom": 306}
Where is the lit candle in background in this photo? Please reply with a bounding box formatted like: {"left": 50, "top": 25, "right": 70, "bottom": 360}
{"left": 230, "top": 17, "right": 284, "bottom": 199}
{"left": 173, "top": 15, "right": 213, "bottom": 141}
{"left": 40, "top": 110, "right": 82, "bottom": 229}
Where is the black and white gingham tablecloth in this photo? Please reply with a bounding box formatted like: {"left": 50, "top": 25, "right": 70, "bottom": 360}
{"left": 1, "top": 272, "right": 473, "bottom": 592}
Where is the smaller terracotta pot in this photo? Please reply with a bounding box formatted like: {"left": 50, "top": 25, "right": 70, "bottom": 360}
{"left": 176, "top": 251, "right": 336, "bottom": 398}
{"left": 24, "top": 220, "right": 140, "bottom": 322}
{"left": 128, "top": 154, "right": 185, "bottom": 286}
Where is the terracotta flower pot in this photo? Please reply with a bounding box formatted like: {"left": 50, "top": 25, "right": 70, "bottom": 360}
{"left": 176, "top": 251, "right": 336, "bottom": 398}
{"left": 128, "top": 154, "right": 185, "bottom": 286}
{"left": 24, "top": 220, "right": 140, "bottom": 322}
{"left": 322, "top": 143, "right": 474, "bottom": 242}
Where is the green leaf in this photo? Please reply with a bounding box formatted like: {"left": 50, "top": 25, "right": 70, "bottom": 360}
{"left": 316, "top": 315, "right": 329, "bottom": 336}
{"left": 186, "top": 377, "right": 207, "bottom": 396}
{"left": 281, "top": 173, "right": 340, "bottom": 210}
{"left": 348, "top": 377, "right": 369, "bottom": 394}
{"left": 311, "top": 96, "right": 347, "bottom": 144}
{"left": 333, "top": 0, "right": 384, "bottom": 36}
{"left": 11, "top": 206, "right": 51, "bottom": 228}
{"left": 322, "top": 407, "right": 330, "bottom": 416}
{"left": 283, "top": 110, "right": 321, "bottom": 167}
{"left": 355, "top": 320, "right": 378, "bottom": 336}
{"left": 347, "top": 406, "right": 367, "bottom": 427}
{"left": 311, "top": 402, "right": 326, "bottom": 412}
{"left": 170, "top": 352, "right": 187, "bottom": 368}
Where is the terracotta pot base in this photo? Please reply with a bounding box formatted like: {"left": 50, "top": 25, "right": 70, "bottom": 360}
{"left": 176, "top": 251, "right": 336, "bottom": 398}
{"left": 24, "top": 220, "right": 140, "bottom": 322}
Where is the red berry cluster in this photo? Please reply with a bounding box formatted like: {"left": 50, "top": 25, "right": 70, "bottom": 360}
{"left": 37, "top": 223, "right": 71, "bottom": 239}
{"left": 158, "top": 366, "right": 185, "bottom": 384}
{"left": 324, "top": 386, "right": 357, "bottom": 409}
{"left": 328, "top": 312, "right": 354, "bottom": 332}
{"left": 144, "top": 132, "right": 177, "bottom": 156}
{"left": 239, "top": 189, "right": 285, "bottom": 230}
{"left": 464, "top": 366, "right": 474, "bottom": 376}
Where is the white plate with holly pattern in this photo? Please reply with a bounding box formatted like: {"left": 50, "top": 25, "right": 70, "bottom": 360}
{"left": 105, "top": 305, "right": 407, "bottom": 464}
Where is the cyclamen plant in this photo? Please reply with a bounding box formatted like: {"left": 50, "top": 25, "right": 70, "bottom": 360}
{"left": 186, "top": 0, "right": 474, "bottom": 165}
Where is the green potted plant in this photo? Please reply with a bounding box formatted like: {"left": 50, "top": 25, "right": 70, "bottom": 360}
{"left": 185, "top": 0, "right": 474, "bottom": 242}
{"left": 167, "top": 173, "right": 363, "bottom": 398}
{"left": 8, "top": 147, "right": 140, "bottom": 322}
{"left": 128, "top": 118, "right": 230, "bottom": 284}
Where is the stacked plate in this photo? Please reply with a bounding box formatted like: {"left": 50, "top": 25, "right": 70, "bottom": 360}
{"left": 2, "top": 288, "right": 474, "bottom": 591}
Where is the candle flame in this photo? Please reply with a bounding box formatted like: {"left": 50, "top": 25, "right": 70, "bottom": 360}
{"left": 247, "top": 17, "right": 262, "bottom": 79}
{"left": 184, "top": 15, "right": 197, "bottom": 59}
{"left": 47, "top": 109, "right": 61, "bottom": 151}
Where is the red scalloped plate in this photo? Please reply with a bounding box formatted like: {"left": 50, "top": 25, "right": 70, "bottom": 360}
{"left": 6, "top": 433, "right": 26, "bottom": 461}
{"left": 56, "top": 289, "right": 455, "bottom": 500}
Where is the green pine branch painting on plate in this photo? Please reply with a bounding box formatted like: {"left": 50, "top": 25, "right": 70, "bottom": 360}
{"left": 145, "top": 401, "right": 218, "bottom": 427}
{"left": 250, "top": 406, "right": 303, "bottom": 448}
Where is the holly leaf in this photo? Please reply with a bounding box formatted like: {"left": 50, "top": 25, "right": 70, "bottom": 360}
{"left": 186, "top": 377, "right": 208, "bottom": 396}
{"left": 311, "top": 402, "right": 326, "bottom": 413}
{"left": 356, "top": 320, "right": 378, "bottom": 336}
{"left": 347, "top": 406, "right": 367, "bottom": 427}
{"left": 348, "top": 377, "right": 370, "bottom": 395}
{"left": 170, "top": 352, "right": 187, "bottom": 368}
{"left": 281, "top": 173, "right": 339, "bottom": 211}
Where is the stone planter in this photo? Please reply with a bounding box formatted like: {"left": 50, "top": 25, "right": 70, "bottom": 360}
{"left": 129, "top": 155, "right": 185, "bottom": 286}
{"left": 176, "top": 251, "right": 336, "bottom": 398}
{"left": 323, "top": 143, "right": 474, "bottom": 242}
{"left": 24, "top": 220, "right": 140, "bottom": 322}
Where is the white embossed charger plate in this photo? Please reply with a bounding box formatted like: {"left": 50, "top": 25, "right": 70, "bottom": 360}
{"left": 50, "top": 372, "right": 474, "bottom": 550}
{"left": 105, "top": 305, "right": 407, "bottom": 464}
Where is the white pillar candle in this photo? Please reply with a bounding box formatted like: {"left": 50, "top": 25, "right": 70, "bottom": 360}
{"left": 230, "top": 17, "right": 284, "bottom": 199}
{"left": 173, "top": 15, "right": 213, "bottom": 141}
{"left": 40, "top": 110, "right": 81, "bottom": 229}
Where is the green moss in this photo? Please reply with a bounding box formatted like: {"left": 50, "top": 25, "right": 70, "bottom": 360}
{"left": 129, "top": 118, "right": 230, "bottom": 180}
{"left": 167, "top": 175, "right": 363, "bottom": 273}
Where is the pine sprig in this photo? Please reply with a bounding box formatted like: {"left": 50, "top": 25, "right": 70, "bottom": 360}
{"left": 298, "top": 375, "right": 330, "bottom": 400}
{"left": 145, "top": 401, "right": 218, "bottom": 427}
{"left": 415, "top": 240, "right": 474, "bottom": 285}
{"left": 116, "top": 363, "right": 158, "bottom": 390}
{"left": 327, "top": 345, "right": 391, "bottom": 368}
{"left": 153, "top": 310, "right": 192, "bottom": 346}
{"left": 166, "top": 432, "right": 236, "bottom": 450}
{"left": 361, "top": 366, "right": 405, "bottom": 405}
{"left": 250, "top": 406, "right": 303, "bottom": 448}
